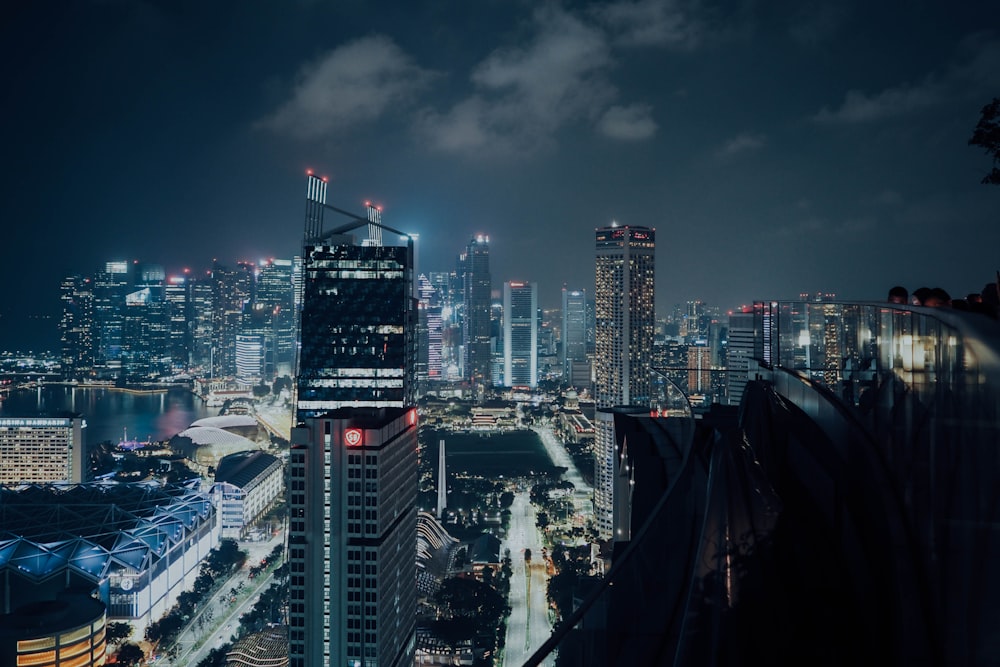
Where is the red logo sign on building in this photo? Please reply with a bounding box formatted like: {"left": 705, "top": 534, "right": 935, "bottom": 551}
{"left": 344, "top": 428, "right": 363, "bottom": 447}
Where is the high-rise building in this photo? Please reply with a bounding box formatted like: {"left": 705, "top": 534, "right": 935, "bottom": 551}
{"left": 165, "top": 275, "right": 191, "bottom": 373}
{"left": 503, "top": 281, "right": 538, "bottom": 388}
{"left": 727, "top": 310, "right": 755, "bottom": 406}
{"left": 593, "top": 223, "right": 655, "bottom": 539}
{"left": 462, "top": 235, "right": 492, "bottom": 389}
{"left": 686, "top": 343, "right": 712, "bottom": 396}
{"left": 121, "top": 277, "right": 170, "bottom": 382}
{"left": 60, "top": 275, "right": 94, "bottom": 379}
{"left": 92, "top": 260, "right": 131, "bottom": 378}
{"left": 417, "top": 274, "right": 444, "bottom": 384}
{"left": 289, "top": 177, "right": 417, "bottom": 667}
{"left": 561, "top": 287, "right": 589, "bottom": 388}
{"left": 188, "top": 274, "right": 215, "bottom": 373}
{"left": 257, "top": 258, "right": 296, "bottom": 376}
{"left": 236, "top": 303, "right": 276, "bottom": 383}
{"left": 211, "top": 262, "right": 253, "bottom": 378}
{"left": 0, "top": 415, "right": 88, "bottom": 484}
{"left": 289, "top": 407, "right": 417, "bottom": 667}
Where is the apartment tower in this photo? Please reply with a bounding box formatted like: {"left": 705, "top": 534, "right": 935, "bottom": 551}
{"left": 593, "top": 223, "right": 655, "bottom": 539}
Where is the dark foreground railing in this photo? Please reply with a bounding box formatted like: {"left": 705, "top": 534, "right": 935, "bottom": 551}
{"left": 526, "top": 302, "right": 1000, "bottom": 666}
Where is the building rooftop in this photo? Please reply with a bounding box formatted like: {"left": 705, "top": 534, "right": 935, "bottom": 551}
{"left": 215, "top": 450, "right": 281, "bottom": 489}
{"left": 0, "top": 481, "right": 213, "bottom": 582}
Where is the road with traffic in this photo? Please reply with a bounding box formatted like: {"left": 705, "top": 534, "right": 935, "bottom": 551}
{"left": 502, "top": 491, "right": 554, "bottom": 667}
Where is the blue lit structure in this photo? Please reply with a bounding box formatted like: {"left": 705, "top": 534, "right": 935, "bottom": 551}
{"left": 0, "top": 481, "right": 217, "bottom": 635}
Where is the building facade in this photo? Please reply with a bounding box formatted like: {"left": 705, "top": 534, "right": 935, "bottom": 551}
{"left": 503, "top": 281, "right": 538, "bottom": 388}
{"left": 593, "top": 223, "right": 655, "bottom": 539}
{"left": 561, "top": 287, "right": 588, "bottom": 388}
{"left": 0, "top": 415, "right": 87, "bottom": 484}
{"left": 288, "top": 407, "right": 417, "bottom": 667}
{"left": 213, "top": 450, "right": 283, "bottom": 539}
{"left": 294, "top": 237, "right": 416, "bottom": 418}
{"left": 462, "top": 236, "right": 492, "bottom": 389}
{"left": 726, "top": 311, "right": 755, "bottom": 406}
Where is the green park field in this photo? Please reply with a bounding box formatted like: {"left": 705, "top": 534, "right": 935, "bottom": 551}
{"left": 419, "top": 428, "right": 559, "bottom": 478}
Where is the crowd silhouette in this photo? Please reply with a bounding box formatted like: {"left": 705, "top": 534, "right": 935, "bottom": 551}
{"left": 887, "top": 272, "right": 1000, "bottom": 318}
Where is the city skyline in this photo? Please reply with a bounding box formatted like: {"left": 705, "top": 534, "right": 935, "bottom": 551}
{"left": 3, "top": 1, "right": 1000, "bottom": 352}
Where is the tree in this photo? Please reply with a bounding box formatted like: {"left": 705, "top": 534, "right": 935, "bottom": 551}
{"left": 969, "top": 97, "right": 1000, "bottom": 184}
{"left": 115, "top": 642, "right": 146, "bottom": 667}
{"left": 106, "top": 621, "right": 133, "bottom": 646}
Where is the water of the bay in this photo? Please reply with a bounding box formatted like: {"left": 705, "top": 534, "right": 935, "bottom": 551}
{"left": 0, "top": 385, "right": 218, "bottom": 445}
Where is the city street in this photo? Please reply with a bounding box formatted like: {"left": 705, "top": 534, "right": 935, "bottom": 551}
{"left": 163, "top": 532, "right": 284, "bottom": 666}
{"left": 502, "top": 492, "right": 554, "bottom": 667}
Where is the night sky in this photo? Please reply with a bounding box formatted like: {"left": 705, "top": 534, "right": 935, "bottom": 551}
{"left": 2, "top": 0, "right": 998, "bottom": 351}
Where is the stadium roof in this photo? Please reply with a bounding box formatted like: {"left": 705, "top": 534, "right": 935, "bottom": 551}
{"left": 176, "top": 426, "right": 255, "bottom": 448}
{"left": 191, "top": 415, "right": 258, "bottom": 430}
{"left": 0, "top": 481, "right": 214, "bottom": 583}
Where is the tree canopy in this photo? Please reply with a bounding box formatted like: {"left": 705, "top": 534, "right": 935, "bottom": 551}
{"left": 115, "top": 642, "right": 146, "bottom": 667}
{"left": 969, "top": 97, "right": 1000, "bottom": 184}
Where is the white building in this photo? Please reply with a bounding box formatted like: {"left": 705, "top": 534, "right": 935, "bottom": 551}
{"left": 212, "top": 450, "right": 283, "bottom": 539}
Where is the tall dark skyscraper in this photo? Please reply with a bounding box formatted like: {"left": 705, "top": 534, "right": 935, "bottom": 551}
{"left": 294, "top": 234, "right": 417, "bottom": 418}
{"left": 593, "top": 223, "right": 655, "bottom": 539}
{"left": 462, "top": 235, "right": 492, "bottom": 389}
{"left": 59, "top": 275, "right": 93, "bottom": 379}
{"left": 289, "top": 174, "right": 417, "bottom": 667}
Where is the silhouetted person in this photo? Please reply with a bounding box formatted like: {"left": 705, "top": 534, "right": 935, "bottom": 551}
{"left": 924, "top": 287, "right": 951, "bottom": 307}
{"left": 911, "top": 287, "right": 931, "bottom": 306}
{"left": 887, "top": 286, "right": 908, "bottom": 304}
{"left": 980, "top": 281, "right": 1000, "bottom": 318}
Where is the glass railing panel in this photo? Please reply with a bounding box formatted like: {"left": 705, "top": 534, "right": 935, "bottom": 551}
{"left": 526, "top": 301, "right": 1000, "bottom": 665}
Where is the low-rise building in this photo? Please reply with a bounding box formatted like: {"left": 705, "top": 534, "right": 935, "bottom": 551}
{"left": 212, "top": 450, "right": 283, "bottom": 539}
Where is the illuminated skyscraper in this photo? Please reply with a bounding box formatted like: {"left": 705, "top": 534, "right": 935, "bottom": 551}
{"left": 92, "top": 261, "right": 131, "bottom": 378}
{"left": 289, "top": 407, "right": 417, "bottom": 667}
{"left": 211, "top": 262, "right": 253, "bottom": 378}
{"left": 594, "top": 223, "right": 655, "bottom": 539}
{"left": 256, "top": 258, "right": 296, "bottom": 376}
{"left": 165, "top": 275, "right": 191, "bottom": 372}
{"left": 188, "top": 275, "right": 214, "bottom": 373}
{"left": 687, "top": 343, "right": 712, "bottom": 395}
{"left": 0, "top": 415, "right": 88, "bottom": 484}
{"left": 289, "top": 175, "right": 417, "bottom": 667}
{"left": 462, "top": 236, "right": 492, "bottom": 389}
{"left": 503, "top": 281, "right": 537, "bottom": 388}
{"left": 417, "top": 274, "right": 444, "bottom": 384}
{"left": 60, "top": 275, "right": 94, "bottom": 380}
{"left": 561, "top": 287, "right": 588, "bottom": 388}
